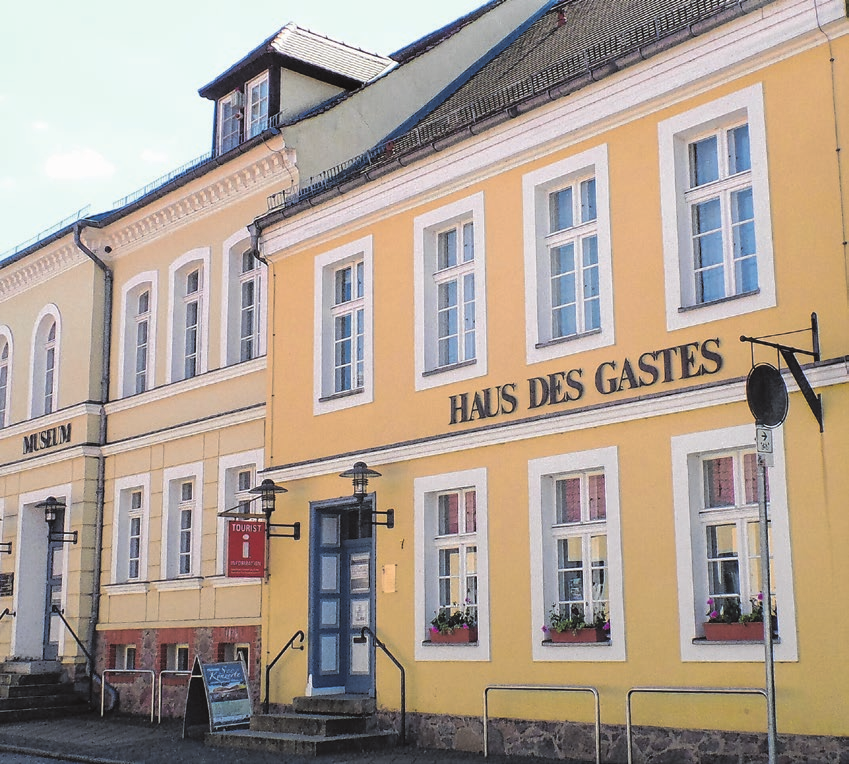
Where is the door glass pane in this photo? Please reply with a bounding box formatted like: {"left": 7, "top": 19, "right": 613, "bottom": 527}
{"left": 321, "top": 555, "right": 339, "bottom": 592}
{"left": 350, "top": 554, "right": 369, "bottom": 594}
{"left": 321, "top": 516, "right": 340, "bottom": 546}
{"left": 320, "top": 600, "right": 339, "bottom": 628}
{"left": 320, "top": 635, "right": 339, "bottom": 674}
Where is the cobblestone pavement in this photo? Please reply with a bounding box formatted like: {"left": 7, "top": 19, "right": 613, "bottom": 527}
{"left": 0, "top": 715, "right": 584, "bottom": 764}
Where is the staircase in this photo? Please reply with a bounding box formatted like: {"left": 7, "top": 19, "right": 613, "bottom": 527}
{"left": 207, "top": 694, "right": 397, "bottom": 756}
{"left": 0, "top": 661, "right": 89, "bottom": 721}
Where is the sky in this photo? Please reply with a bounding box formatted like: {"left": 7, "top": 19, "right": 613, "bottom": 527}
{"left": 0, "top": 0, "right": 486, "bottom": 256}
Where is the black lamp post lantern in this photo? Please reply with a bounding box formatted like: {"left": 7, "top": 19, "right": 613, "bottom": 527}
{"left": 35, "top": 496, "right": 77, "bottom": 545}
{"left": 248, "top": 479, "right": 299, "bottom": 540}
{"left": 339, "top": 462, "right": 394, "bottom": 529}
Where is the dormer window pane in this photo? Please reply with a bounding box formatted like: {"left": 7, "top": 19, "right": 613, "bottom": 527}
{"left": 219, "top": 93, "right": 242, "bottom": 153}
{"left": 247, "top": 74, "right": 269, "bottom": 138}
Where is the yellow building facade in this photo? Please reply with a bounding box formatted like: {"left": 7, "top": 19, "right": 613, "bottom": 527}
{"left": 254, "top": 0, "right": 849, "bottom": 759}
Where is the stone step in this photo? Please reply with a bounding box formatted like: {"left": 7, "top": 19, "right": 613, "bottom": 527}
{"left": 0, "top": 682, "right": 77, "bottom": 699}
{"left": 207, "top": 728, "right": 396, "bottom": 756}
{"left": 0, "top": 692, "right": 85, "bottom": 711}
{"left": 0, "top": 661, "right": 62, "bottom": 675}
{"left": 0, "top": 672, "right": 62, "bottom": 686}
{"left": 0, "top": 701, "right": 90, "bottom": 724}
{"left": 251, "top": 712, "right": 370, "bottom": 736}
{"left": 292, "top": 694, "right": 376, "bottom": 716}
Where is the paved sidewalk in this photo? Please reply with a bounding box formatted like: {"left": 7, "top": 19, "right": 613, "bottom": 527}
{"left": 0, "top": 714, "right": 584, "bottom": 764}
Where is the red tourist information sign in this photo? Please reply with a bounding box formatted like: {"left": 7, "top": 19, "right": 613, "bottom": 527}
{"left": 226, "top": 519, "right": 266, "bottom": 577}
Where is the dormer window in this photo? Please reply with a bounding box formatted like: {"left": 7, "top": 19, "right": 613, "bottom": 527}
{"left": 218, "top": 89, "right": 244, "bottom": 154}
{"left": 247, "top": 73, "right": 269, "bottom": 138}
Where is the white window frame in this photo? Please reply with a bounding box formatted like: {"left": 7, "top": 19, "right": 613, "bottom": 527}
{"left": 672, "top": 424, "right": 797, "bottom": 662}
{"left": 216, "top": 449, "right": 263, "bottom": 575}
{"left": 162, "top": 462, "right": 204, "bottom": 580}
{"left": 167, "top": 249, "right": 210, "bottom": 384}
{"left": 221, "top": 230, "right": 267, "bottom": 366}
{"left": 29, "top": 305, "right": 61, "bottom": 418}
{"left": 113, "top": 644, "right": 137, "bottom": 670}
{"left": 0, "top": 326, "right": 13, "bottom": 427}
{"left": 414, "top": 193, "right": 487, "bottom": 390}
{"left": 659, "top": 84, "right": 775, "bottom": 331}
{"left": 118, "top": 272, "right": 158, "bottom": 398}
{"left": 415, "top": 468, "right": 490, "bottom": 662}
{"left": 218, "top": 89, "right": 243, "bottom": 154}
{"left": 246, "top": 72, "right": 270, "bottom": 138}
{"left": 313, "top": 236, "right": 374, "bottom": 415}
{"left": 166, "top": 643, "right": 191, "bottom": 672}
{"left": 529, "top": 447, "right": 625, "bottom": 662}
{"left": 523, "top": 145, "right": 614, "bottom": 364}
{"left": 111, "top": 473, "right": 151, "bottom": 585}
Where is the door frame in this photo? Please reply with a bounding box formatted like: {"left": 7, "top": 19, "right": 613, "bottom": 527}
{"left": 307, "top": 494, "right": 376, "bottom": 696}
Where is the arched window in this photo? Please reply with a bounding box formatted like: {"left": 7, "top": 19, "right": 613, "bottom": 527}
{"left": 168, "top": 250, "right": 209, "bottom": 383}
{"left": 31, "top": 307, "right": 61, "bottom": 418}
{"left": 0, "top": 331, "right": 11, "bottom": 427}
{"left": 119, "top": 273, "right": 158, "bottom": 398}
{"left": 222, "top": 231, "right": 266, "bottom": 367}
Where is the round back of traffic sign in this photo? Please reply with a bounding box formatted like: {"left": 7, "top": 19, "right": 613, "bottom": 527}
{"left": 746, "top": 363, "right": 788, "bottom": 427}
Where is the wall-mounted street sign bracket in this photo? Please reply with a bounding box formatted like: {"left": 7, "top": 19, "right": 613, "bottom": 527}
{"left": 740, "top": 312, "right": 823, "bottom": 432}
{"left": 268, "top": 522, "right": 301, "bottom": 540}
{"left": 49, "top": 531, "right": 78, "bottom": 545}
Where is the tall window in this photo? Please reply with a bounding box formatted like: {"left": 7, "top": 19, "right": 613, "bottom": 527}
{"left": 112, "top": 477, "right": 149, "bottom": 585}
{"left": 128, "top": 490, "right": 143, "bottom": 580}
{"left": 659, "top": 84, "right": 775, "bottom": 331}
{"left": 332, "top": 260, "right": 365, "bottom": 393}
{"left": 434, "top": 489, "right": 478, "bottom": 626}
{"left": 178, "top": 481, "right": 194, "bottom": 576}
{"left": 414, "top": 193, "right": 487, "bottom": 391}
{"left": 314, "top": 237, "right": 373, "bottom": 414}
{"left": 435, "top": 222, "right": 475, "bottom": 367}
{"left": 184, "top": 270, "right": 200, "bottom": 379}
{"left": 218, "top": 90, "right": 243, "bottom": 153}
{"left": 552, "top": 472, "right": 607, "bottom": 627}
{"left": 31, "top": 307, "right": 60, "bottom": 418}
{"left": 0, "top": 337, "right": 9, "bottom": 427}
{"left": 687, "top": 124, "right": 755, "bottom": 304}
{"left": 522, "top": 145, "right": 614, "bottom": 365}
{"left": 134, "top": 290, "right": 151, "bottom": 394}
{"left": 415, "top": 468, "right": 490, "bottom": 661}
{"left": 671, "top": 425, "right": 797, "bottom": 661}
{"left": 239, "top": 252, "right": 260, "bottom": 362}
{"left": 169, "top": 251, "right": 209, "bottom": 384}
{"left": 529, "top": 447, "right": 625, "bottom": 662}
{"left": 548, "top": 177, "right": 599, "bottom": 339}
{"left": 700, "top": 450, "right": 770, "bottom": 620}
{"left": 247, "top": 73, "right": 269, "bottom": 138}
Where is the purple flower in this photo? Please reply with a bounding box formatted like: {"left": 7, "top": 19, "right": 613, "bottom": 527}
{"left": 710, "top": 610, "right": 719, "bottom": 620}
{"left": 462, "top": 624, "right": 469, "bottom": 630}
{"left": 603, "top": 621, "right": 611, "bottom": 632}
{"left": 707, "top": 598, "right": 714, "bottom": 606}
{"left": 757, "top": 592, "right": 764, "bottom": 601}
{"left": 430, "top": 626, "right": 438, "bottom": 633}
{"left": 541, "top": 625, "right": 549, "bottom": 632}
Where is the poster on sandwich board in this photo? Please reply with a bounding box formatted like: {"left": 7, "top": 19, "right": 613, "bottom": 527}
{"left": 182, "top": 656, "right": 251, "bottom": 736}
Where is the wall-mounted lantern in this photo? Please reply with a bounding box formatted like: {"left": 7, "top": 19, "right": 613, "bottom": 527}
{"left": 35, "top": 496, "right": 77, "bottom": 544}
{"left": 248, "top": 479, "right": 299, "bottom": 540}
{"left": 339, "top": 462, "right": 394, "bottom": 529}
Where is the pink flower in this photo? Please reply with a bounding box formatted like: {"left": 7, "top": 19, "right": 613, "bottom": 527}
{"left": 758, "top": 592, "right": 764, "bottom": 601}
{"left": 710, "top": 610, "right": 719, "bottom": 620}
{"left": 707, "top": 598, "right": 714, "bottom": 606}
{"left": 541, "top": 625, "right": 549, "bottom": 632}
{"left": 430, "top": 626, "right": 438, "bottom": 633}
{"left": 603, "top": 621, "right": 611, "bottom": 632}
{"left": 462, "top": 624, "right": 469, "bottom": 630}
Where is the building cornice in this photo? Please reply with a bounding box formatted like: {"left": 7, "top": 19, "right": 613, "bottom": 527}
{"left": 0, "top": 244, "right": 88, "bottom": 301}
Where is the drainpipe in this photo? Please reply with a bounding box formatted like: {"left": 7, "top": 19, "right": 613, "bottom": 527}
{"left": 72, "top": 222, "right": 112, "bottom": 686}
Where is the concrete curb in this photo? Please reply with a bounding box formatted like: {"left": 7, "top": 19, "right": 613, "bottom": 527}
{"left": 0, "top": 741, "right": 133, "bottom": 764}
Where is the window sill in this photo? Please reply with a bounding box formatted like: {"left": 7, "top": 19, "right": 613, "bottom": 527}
{"left": 692, "top": 635, "right": 780, "bottom": 645}
{"left": 541, "top": 639, "right": 611, "bottom": 646}
{"left": 319, "top": 387, "right": 364, "bottom": 403}
{"left": 678, "top": 288, "right": 760, "bottom": 313}
{"left": 422, "top": 640, "right": 478, "bottom": 646}
{"left": 422, "top": 359, "right": 476, "bottom": 378}
{"left": 535, "top": 327, "right": 602, "bottom": 350}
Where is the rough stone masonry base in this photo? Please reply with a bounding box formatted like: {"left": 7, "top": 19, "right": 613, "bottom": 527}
{"left": 376, "top": 710, "right": 849, "bottom": 763}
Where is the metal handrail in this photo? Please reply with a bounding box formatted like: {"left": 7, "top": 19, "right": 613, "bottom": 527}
{"left": 355, "top": 627, "right": 406, "bottom": 746}
{"left": 50, "top": 604, "right": 101, "bottom": 708}
{"left": 102, "top": 669, "right": 155, "bottom": 722}
{"left": 483, "top": 685, "right": 600, "bottom": 763}
{"left": 626, "top": 686, "right": 768, "bottom": 764}
{"left": 263, "top": 630, "right": 305, "bottom": 714}
{"left": 157, "top": 670, "right": 192, "bottom": 723}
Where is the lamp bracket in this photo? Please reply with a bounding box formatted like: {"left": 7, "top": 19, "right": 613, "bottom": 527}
{"left": 0, "top": 542, "right": 11, "bottom": 554}
{"left": 49, "top": 531, "right": 78, "bottom": 545}
{"left": 740, "top": 313, "right": 823, "bottom": 432}
{"left": 371, "top": 509, "right": 395, "bottom": 529}
{"left": 268, "top": 521, "right": 300, "bottom": 541}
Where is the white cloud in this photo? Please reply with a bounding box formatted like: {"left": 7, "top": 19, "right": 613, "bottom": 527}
{"left": 44, "top": 148, "right": 115, "bottom": 180}
{"left": 32, "top": 121, "right": 49, "bottom": 131}
{"left": 140, "top": 148, "right": 169, "bottom": 164}
{"left": 0, "top": 177, "right": 15, "bottom": 192}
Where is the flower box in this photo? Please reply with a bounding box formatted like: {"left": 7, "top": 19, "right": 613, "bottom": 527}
{"left": 429, "top": 627, "right": 478, "bottom": 644}
{"left": 548, "top": 627, "right": 609, "bottom": 643}
{"left": 703, "top": 621, "right": 764, "bottom": 642}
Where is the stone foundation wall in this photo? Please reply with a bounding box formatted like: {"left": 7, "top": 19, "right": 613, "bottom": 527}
{"left": 95, "top": 625, "right": 261, "bottom": 718}
{"left": 376, "top": 710, "right": 849, "bottom": 763}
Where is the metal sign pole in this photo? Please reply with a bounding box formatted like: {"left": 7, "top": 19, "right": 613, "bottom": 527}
{"left": 757, "top": 454, "right": 777, "bottom": 763}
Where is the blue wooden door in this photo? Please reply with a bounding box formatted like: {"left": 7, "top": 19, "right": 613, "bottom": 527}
{"left": 309, "top": 499, "right": 375, "bottom": 695}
